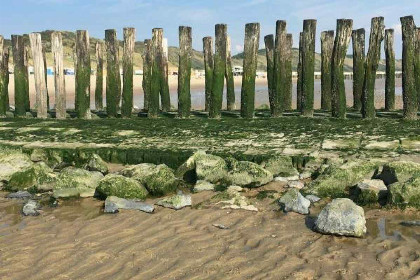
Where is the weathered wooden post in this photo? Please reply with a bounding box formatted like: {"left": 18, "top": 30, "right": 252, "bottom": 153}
{"left": 121, "top": 27, "right": 135, "bottom": 118}
{"left": 331, "top": 19, "right": 353, "bottom": 119}
{"left": 11, "top": 35, "right": 27, "bottom": 116}
{"left": 297, "top": 32, "right": 303, "bottom": 111}
{"left": 400, "top": 16, "right": 418, "bottom": 120}
{"left": 42, "top": 46, "right": 49, "bottom": 110}
{"left": 149, "top": 28, "right": 163, "bottom": 118}
{"left": 264, "top": 34, "right": 275, "bottom": 115}
{"left": 285, "top": 33, "right": 293, "bottom": 111}
{"left": 178, "top": 26, "right": 192, "bottom": 118}
{"left": 226, "top": 36, "right": 235, "bottom": 111}
{"left": 209, "top": 24, "right": 227, "bottom": 118}
{"left": 240, "top": 23, "right": 260, "bottom": 119}
{"left": 160, "top": 37, "right": 171, "bottom": 112}
{"left": 384, "top": 29, "right": 395, "bottom": 111}
{"left": 352, "top": 29, "right": 365, "bottom": 111}
{"left": 273, "top": 20, "right": 287, "bottom": 116}
{"left": 142, "top": 39, "right": 152, "bottom": 112}
{"left": 415, "top": 28, "right": 420, "bottom": 111}
{"left": 105, "top": 29, "right": 120, "bottom": 118}
{"left": 1, "top": 45, "right": 10, "bottom": 114}
{"left": 203, "top": 36, "right": 213, "bottom": 112}
{"left": 0, "top": 36, "right": 5, "bottom": 116}
{"left": 95, "top": 41, "right": 104, "bottom": 110}
{"left": 29, "top": 33, "right": 48, "bottom": 119}
{"left": 51, "top": 31, "right": 66, "bottom": 119}
{"left": 321, "top": 30, "right": 334, "bottom": 111}
{"left": 23, "top": 46, "right": 30, "bottom": 111}
{"left": 301, "top": 20, "right": 317, "bottom": 117}
{"left": 362, "top": 17, "right": 384, "bottom": 119}
{"left": 75, "top": 30, "right": 91, "bottom": 119}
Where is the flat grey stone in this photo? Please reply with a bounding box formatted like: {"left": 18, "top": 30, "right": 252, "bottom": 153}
{"left": 6, "top": 191, "right": 33, "bottom": 199}
{"left": 104, "top": 196, "right": 154, "bottom": 214}
{"left": 22, "top": 199, "right": 40, "bottom": 216}
{"left": 278, "top": 188, "right": 310, "bottom": 215}
{"left": 156, "top": 193, "right": 192, "bottom": 210}
{"left": 305, "top": 195, "right": 321, "bottom": 203}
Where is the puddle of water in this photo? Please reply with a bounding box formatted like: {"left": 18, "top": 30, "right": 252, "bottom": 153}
{"left": 366, "top": 216, "right": 420, "bottom": 242}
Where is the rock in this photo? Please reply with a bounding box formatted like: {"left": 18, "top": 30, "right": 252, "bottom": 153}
{"left": 22, "top": 199, "right": 40, "bottom": 216}
{"left": 373, "top": 161, "right": 420, "bottom": 185}
{"left": 224, "top": 158, "right": 273, "bottom": 188}
{"left": 307, "top": 160, "right": 383, "bottom": 198}
{"left": 352, "top": 179, "right": 388, "bottom": 205}
{"left": 96, "top": 174, "right": 148, "bottom": 200}
{"left": 104, "top": 196, "right": 154, "bottom": 213}
{"left": 299, "top": 172, "right": 312, "bottom": 180}
{"left": 6, "top": 191, "right": 33, "bottom": 199}
{"left": 175, "top": 151, "right": 228, "bottom": 183}
{"left": 278, "top": 189, "right": 310, "bottom": 214}
{"left": 388, "top": 176, "right": 420, "bottom": 208}
{"left": 30, "top": 149, "right": 63, "bottom": 169}
{"left": 286, "top": 180, "right": 305, "bottom": 189}
{"left": 314, "top": 198, "right": 366, "bottom": 237}
{"left": 156, "top": 193, "right": 191, "bottom": 210}
{"left": 400, "top": 221, "right": 420, "bottom": 227}
{"left": 213, "top": 224, "right": 230, "bottom": 229}
{"left": 227, "top": 185, "right": 243, "bottom": 194}
{"left": 120, "top": 163, "right": 179, "bottom": 196}
{"left": 217, "top": 193, "right": 258, "bottom": 212}
{"left": 7, "top": 162, "right": 56, "bottom": 192}
{"left": 0, "top": 151, "right": 33, "bottom": 182}
{"left": 193, "top": 180, "right": 215, "bottom": 192}
{"left": 53, "top": 167, "right": 104, "bottom": 198}
{"left": 305, "top": 195, "right": 321, "bottom": 203}
{"left": 260, "top": 155, "right": 298, "bottom": 177}
{"left": 274, "top": 175, "right": 300, "bottom": 183}
{"left": 84, "top": 154, "right": 108, "bottom": 174}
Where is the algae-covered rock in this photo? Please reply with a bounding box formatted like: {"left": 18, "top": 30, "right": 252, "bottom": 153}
{"left": 6, "top": 191, "right": 33, "bottom": 199}
{"left": 224, "top": 159, "right": 273, "bottom": 188}
{"left": 373, "top": 161, "right": 420, "bottom": 185}
{"left": 156, "top": 192, "right": 191, "bottom": 210}
{"left": 7, "top": 162, "right": 56, "bottom": 192}
{"left": 0, "top": 151, "right": 33, "bottom": 182}
{"left": 120, "top": 163, "right": 178, "bottom": 196}
{"left": 83, "top": 154, "right": 108, "bottom": 174}
{"left": 96, "top": 174, "right": 148, "bottom": 200}
{"left": 307, "top": 160, "right": 382, "bottom": 198}
{"left": 315, "top": 198, "right": 366, "bottom": 237}
{"left": 193, "top": 180, "right": 215, "bottom": 192}
{"left": 260, "top": 155, "right": 298, "bottom": 177}
{"left": 388, "top": 176, "right": 420, "bottom": 208}
{"left": 278, "top": 188, "right": 310, "bottom": 214}
{"left": 53, "top": 167, "right": 104, "bottom": 198}
{"left": 104, "top": 196, "right": 154, "bottom": 213}
{"left": 175, "top": 151, "right": 228, "bottom": 183}
{"left": 351, "top": 179, "right": 388, "bottom": 205}
{"left": 30, "top": 149, "right": 63, "bottom": 169}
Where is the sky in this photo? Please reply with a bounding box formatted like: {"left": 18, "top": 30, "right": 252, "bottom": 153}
{"left": 1, "top": 0, "right": 419, "bottom": 58}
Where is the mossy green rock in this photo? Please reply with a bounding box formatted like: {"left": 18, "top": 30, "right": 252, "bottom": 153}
{"left": 260, "top": 155, "right": 298, "bottom": 177}
{"left": 374, "top": 161, "right": 420, "bottom": 185}
{"left": 96, "top": 174, "right": 148, "bottom": 200}
{"left": 7, "top": 162, "right": 56, "bottom": 192}
{"left": 351, "top": 179, "right": 388, "bottom": 205}
{"left": 120, "top": 163, "right": 178, "bottom": 196}
{"left": 53, "top": 167, "right": 104, "bottom": 198}
{"left": 0, "top": 151, "right": 33, "bottom": 182}
{"left": 82, "top": 153, "right": 108, "bottom": 174}
{"left": 307, "top": 160, "right": 383, "bottom": 198}
{"left": 388, "top": 176, "right": 420, "bottom": 208}
{"left": 30, "top": 149, "right": 63, "bottom": 169}
{"left": 224, "top": 159, "right": 273, "bottom": 188}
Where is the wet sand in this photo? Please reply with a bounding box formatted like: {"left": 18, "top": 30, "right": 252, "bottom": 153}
{"left": 1, "top": 187, "right": 419, "bottom": 280}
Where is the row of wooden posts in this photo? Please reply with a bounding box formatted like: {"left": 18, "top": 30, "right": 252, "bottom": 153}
{"left": 0, "top": 16, "right": 419, "bottom": 120}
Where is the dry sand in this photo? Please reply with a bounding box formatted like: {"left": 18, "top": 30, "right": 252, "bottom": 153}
{"left": 1, "top": 183, "right": 419, "bottom": 280}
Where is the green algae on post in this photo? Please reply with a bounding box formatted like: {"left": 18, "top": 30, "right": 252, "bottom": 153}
{"left": 203, "top": 36, "right": 214, "bottom": 112}
{"left": 0, "top": 36, "right": 6, "bottom": 116}
{"left": 384, "top": 29, "right": 395, "bottom": 111}
{"left": 301, "top": 20, "right": 316, "bottom": 117}
{"left": 149, "top": 28, "right": 163, "bottom": 118}
{"left": 105, "top": 29, "right": 120, "bottom": 118}
{"left": 75, "top": 30, "right": 91, "bottom": 119}
{"left": 320, "top": 30, "right": 334, "bottom": 111}
{"left": 95, "top": 41, "right": 104, "bottom": 111}
{"left": 285, "top": 34, "right": 293, "bottom": 111}
{"left": 160, "top": 37, "right": 171, "bottom": 112}
{"left": 12, "top": 35, "right": 27, "bottom": 117}
{"left": 225, "top": 36, "right": 235, "bottom": 111}
{"left": 178, "top": 26, "right": 192, "bottom": 118}
{"left": 142, "top": 39, "right": 152, "bottom": 112}
{"left": 415, "top": 28, "right": 420, "bottom": 111}
{"left": 352, "top": 29, "right": 365, "bottom": 111}
{"left": 273, "top": 20, "right": 287, "bottom": 117}
{"left": 297, "top": 32, "right": 303, "bottom": 112}
{"left": 264, "top": 35, "right": 275, "bottom": 116}
{"left": 51, "top": 31, "right": 66, "bottom": 119}
{"left": 121, "top": 27, "right": 135, "bottom": 118}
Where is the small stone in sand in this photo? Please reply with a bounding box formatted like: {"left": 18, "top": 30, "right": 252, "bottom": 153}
{"left": 156, "top": 193, "right": 192, "bottom": 210}
{"left": 213, "top": 224, "right": 230, "bottom": 229}
{"left": 22, "top": 200, "right": 40, "bottom": 216}
{"left": 7, "top": 191, "right": 33, "bottom": 199}
{"left": 287, "top": 180, "right": 305, "bottom": 189}
{"left": 305, "top": 195, "right": 321, "bottom": 203}
{"left": 104, "top": 196, "right": 154, "bottom": 214}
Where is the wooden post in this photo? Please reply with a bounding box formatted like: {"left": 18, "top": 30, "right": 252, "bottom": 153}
{"left": 384, "top": 29, "right": 395, "bottom": 111}
{"left": 301, "top": 20, "right": 317, "bottom": 117}
{"left": 225, "top": 36, "right": 235, "bottom": 111}
{"left": 95, "top": 41, "right": 104, "bottom": 110}
{"left": 264, "top": 34, "right": 275, "bottom": 115}
{"left": 209, "top": 24, "right": 227, "bottom": 119}
{"left": 142, "top": 39, "right": 152, "bottom": 112}
{"left": 160, "top": 37, "right": 171, "bottom": 112}
{"left": 331, "top": 19, "right": 353, "bottom": 119}
{"left": 415, "top": 28, "right": 420, "bottom": 111}
{"left": 178, "top": 26, "right": 192, "bottom": 118}
{"left": 273, "top": 20, "right": 287, "bottom": 116}
{"left": 75, "top": 30, "right": 91, "bottom": 119}
{"left": 240, "top": 23, "right": 260, "bottom": 119}
{"left": 352, "top": 29, "right": 365, "bottom": 111}
{"left": 0, "top": 36, "right": 5, "bottom": 116}
{"left": 285, "top": 33, "right": 293, "bottom": 111}
{"left": 42, "top": 46, "right": 49, "bottom": 110}
{"left": 362, "top": 17, "right": 384, "bottom": 119}
{"left": 121, "top": 27, "right": 135, "bottom": 118}
{"left": 321, "top": 30, "right": 334, "bottom": 111}
{"left": 4, "top": 46, "right": 10, "bottom": 111}
{"left": 29, "top": 33, "right": 48, "bottom": 119}
{"left": 400, "top": 16, "right": 418, "bottom": 120}
{"left": 11, "top": 35, "right": 26, "bottom": 117}
{"left": 73, "top": 43, "right": 78, "bottom": 112}
{"left": 149, "top": 28, "right": 163, "bottom": 118}
{"left": 297, "top": 32, "right": 303, "bottom": 112}
{"left": 105, "top": 29, "right": 120, "bottom": 118}
{"left": 203, "top": 36, "right": 213, "bottom": 112}
{"left": 23, "top": 46, "right": 30, "bottom": 111}
{"left": 51, "top": 31, "right": 66, "bottom": 119}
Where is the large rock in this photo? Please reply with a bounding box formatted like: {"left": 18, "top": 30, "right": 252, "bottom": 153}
{"left": 0, "top": 151, "right": 33, "bottom": 182}
{"left": 6, "top": 191, "right": 33, "bottom": 199}
{"left": 30, "top": 149, "right": 63, "bottom": 169}
{"left": 224, "top": 158, "right": 273, "bottom": 188}
{"left": 7, "top": 162, "right": 56, "bottom": 192}
{"left": 156, "top": 193, "right": 191, "bottom": 210}
{"left": 82, "top": 154, "right": 108, "bottom": 174}
{"left": 175, "top": 151, "right": 228, "bottom": 184}
{"left": 193, "top": 180, "right": 215, "bottom": 192}
{"left": 22, "top": 199, "right": 41, "bottom": 216}
{"left": 388, "top": 176, "right": 420, "bottom": 208}
{"left": 53, "top": 167, "right": 104, "bottom": 198}
{"left": 315, "top": 198, "right": 366, "bottom": 237}
{"left": 120, "top": 163, "right": 178, "bottom": 196}
{"left": 351, "top": 179, "right": 388, "bottom": 205}
{"left": 96, "top": 174, "right": 148, "bottom": 200}
{"left": 260, "top": 155, "right": 298, "bottom": 177}
{"left": 373, "top": 161, "right": 420, "bottom": 185}
{"left": 307, "top": 160, "right": 382, "bottom": 198}
{"left": 278, "top": 188, "right": 310, "bottom": 214}
{"left": 104, "top": 196, "right": 154, "bottom": 213}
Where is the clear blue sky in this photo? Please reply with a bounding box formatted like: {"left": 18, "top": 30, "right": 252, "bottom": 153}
{"left": 1, "top": 0, "right": 419, "bottom": 58}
